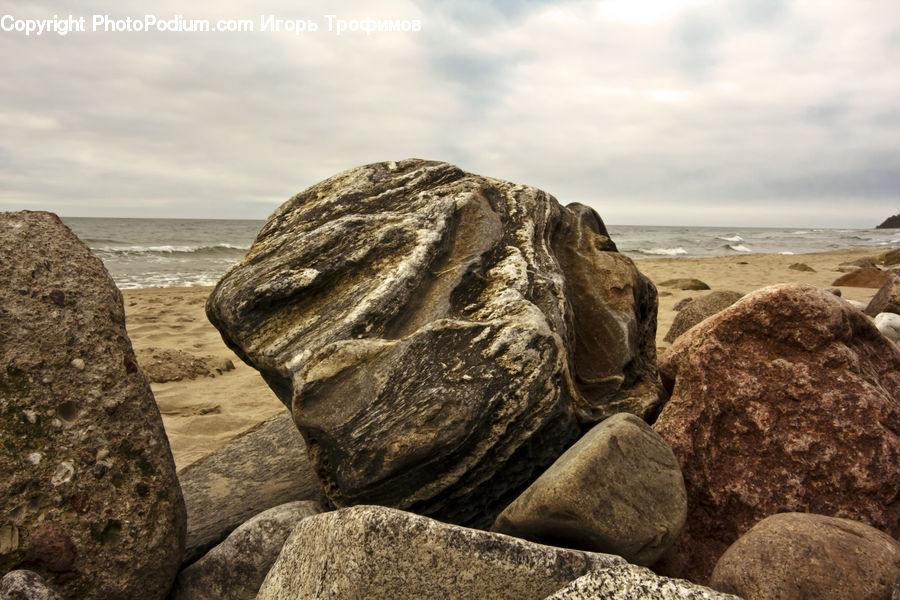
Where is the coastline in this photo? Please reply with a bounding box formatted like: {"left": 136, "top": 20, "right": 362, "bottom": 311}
{"left": 126, "top": 247, "right": 887, "bottom": 470}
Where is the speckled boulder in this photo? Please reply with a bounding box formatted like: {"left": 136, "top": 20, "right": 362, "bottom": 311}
{"left": 0, "top": 211, "right": 186, "bottom": 599}
{"left": 654, "top": 283, "right": 900, "bottom": 584}
{"left": 710, "top": 513, "right": 900, "bottom": 600}
{"left": 492, "top": 413, "right": 686, "bottom": 566}
{"left": 0, "top": 570, "right": 63, "bottom": 600}
{"left": 256, "top": 505, "right": 624, "bottom": 600}
{"left": 206, "top": 159, "right": 661, "bottom": 527}
{"left": 542, "top": 565, "right": 739, "bottom": 600}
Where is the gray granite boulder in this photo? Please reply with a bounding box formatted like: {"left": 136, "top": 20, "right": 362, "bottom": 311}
{"left": 206, "top": 159, "right": 661, "bottom": 527}
{"left": 178, "top": 411, "right": 325, "bottom": 565}
{"left": 710, "top": 512, "right": 900, "bottom": 600}
{"left": 257, "top": 505, "right": 619, "bottom": 600}
{"left": 0, "top": 212, "right": 185, "bottom": 600}
{"left": 0, "top": 571, "right": 62, "bottom": 600}
{"left": 542, "top": 565, "right": 739, "bottom": 599}
{"left": 492, "top": 412, "right": 686, "bottom": 566}
{"left": 663, "top": 291, "right": 743, "bottom": 343}
{"left": 170, "top": 501, "right": 323, "bottom": 600}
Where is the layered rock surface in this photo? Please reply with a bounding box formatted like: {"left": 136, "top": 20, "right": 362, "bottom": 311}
{"left": 178, "top": 411, "right": 325, "bottom": 564}
{"left": 653, "top": 283, "right": 900, "bottom": 583}
{"left": 0, "top": 211, "right": 186, "bottom": 599}
{"left": 207, "top": 159, "right": 661, "bottom": 526}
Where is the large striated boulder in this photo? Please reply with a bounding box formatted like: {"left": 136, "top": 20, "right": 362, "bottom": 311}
{"left": 710, "top": 512, "right": 900, "bottom": 600}
{"left": 206, "top": 159, "right": 661, "bottom": 526}
{"left": 170, "top": 501, "right": 323, "bottom": 600}
{"left": 663, "top": 291, "right": 743, "bottom": 343}
{"left": 178, "top": 411, "right": 325, "bottom": 565}
{"left": 653, "top": 283, "right": 900, "bottom": 584}
{"left": 492, "top": 412, "right": 686, "bottom": 566}
{"left": 0, "top": 212, "right": 186, "bottom": 599}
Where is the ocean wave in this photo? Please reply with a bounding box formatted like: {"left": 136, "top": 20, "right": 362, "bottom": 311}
{"left": 635, "top": 247, "right": 688, "bottom": 256}
{"left": 93, "top": 243, "right": 248, "bottom": 257}
{"left": 724, "top": 243, "right": 752, "bottom": 253}
{"left": 716, "top": 235, "right": 743, "bottom": 243}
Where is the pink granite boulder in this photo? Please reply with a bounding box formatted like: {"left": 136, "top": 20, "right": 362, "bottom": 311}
{"left": 652, "top": 284, "right": 900, "bottom": 584}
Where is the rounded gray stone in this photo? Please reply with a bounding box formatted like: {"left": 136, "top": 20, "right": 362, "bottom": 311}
{"left": 492, "top": 412, "right": 686, "bottom": 566}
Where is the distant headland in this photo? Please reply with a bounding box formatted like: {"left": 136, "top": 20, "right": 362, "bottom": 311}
{"left": 877, "top": 214, "right": 900, "bottom": 228}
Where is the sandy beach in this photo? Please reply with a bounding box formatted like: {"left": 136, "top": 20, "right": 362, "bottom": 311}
{"left": 125, "top": 247, "right": 889, "bottom": 471}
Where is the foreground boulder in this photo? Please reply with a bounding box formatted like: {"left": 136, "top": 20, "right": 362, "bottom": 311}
{"left": 206, "top": 159, "right": 661, "bottom": 526}
{"left": 178, "top": 411, "right": 325, "bottom": 564}
{"left": 0, "top": 212, "right": 186, "bottom": 599}
{"left": 257, "top": 505, "right": 728, "bottom": 600}
{"left": 544, "top": 566, "right": 738, "bottom": 599}
{"left": 663, "top": 291, "right": 743, "bottom": 343}
{"left": 653, "top": 283, "right": 900, "bottom": 583}
{"left": 710, "top": 512, "right": 900, "bottom": 600}
{"left": 492, "top": 413, "right": 685, "bottom": 566}
{"left": 0, "top": 570, "right": 62, "bottom": 600}
{"left": 170, "top": 501, "right": 322, "bottom": 600}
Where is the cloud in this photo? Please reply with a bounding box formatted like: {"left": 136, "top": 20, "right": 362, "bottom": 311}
{"left": 0, "top": 0, "right": 898, "bottom": 227}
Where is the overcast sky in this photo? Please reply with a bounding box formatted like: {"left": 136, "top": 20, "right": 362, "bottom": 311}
{"left": 1, "top": 0, "right": 898, "bottom": 227}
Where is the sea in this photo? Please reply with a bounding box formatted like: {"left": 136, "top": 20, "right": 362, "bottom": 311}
{"left": 61, "top": 217, "right": 900, "bottom": 290}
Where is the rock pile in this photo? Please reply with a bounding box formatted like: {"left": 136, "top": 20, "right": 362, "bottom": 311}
{"left": 5, "top": 175, "right": 900, "bottom": 600}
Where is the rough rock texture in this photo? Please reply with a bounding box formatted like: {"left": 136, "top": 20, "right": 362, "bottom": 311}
{"left": 710, "top": 512, "right": 900, "bottom": 600}
{"left": 135, "top": 347, "right": 234, "bottom": 383}
{"left": 0, "top": 212, "right": 186, "bottom": 600}
{"left": 178, "top": 411, "right": 325, "bottom": 565}
{"left": 883, "top": 249, "right": 900, "bottom": 267}
{"left": 663, "top": 291, "right": 743, "bottom": 343}
{"left": 0, "top": 570, "right": 63, "bottom": 600}
{"left": 658, "top": 279, "right": 710, "bottom": 291}
{"left": 170, "top": 501, "right": 322, "bottom": 600}
{"left": 492, "top": 413, "right": 686, "bottom": 566}
{"left": 542, "top": 566, "right": 739, "bottom": 600}
{"left": 206, "top": 159, "right": 661, "bottom": 526}
{"left": 875, "top": 313, "right": 900, "bottom": 343}
{"left": 832, "top": 266, "right": 891, "bottom": 288}
{"left": 257, "top": 505, "right": 625, "bottom": 600}
{"left": 653, "top": 283, "right": 900, "bottom": 584}
{"left": 867, "top": 273, "right": 900, "bottom": 316}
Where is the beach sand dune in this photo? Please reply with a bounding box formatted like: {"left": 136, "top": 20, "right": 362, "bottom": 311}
{"left": 125, "top": 248, "right": 886, "bottom": 470}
